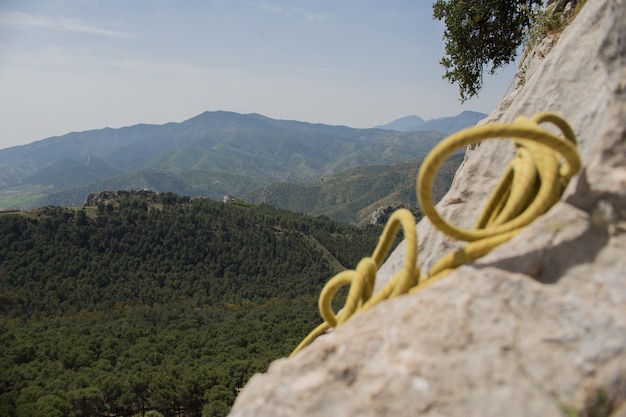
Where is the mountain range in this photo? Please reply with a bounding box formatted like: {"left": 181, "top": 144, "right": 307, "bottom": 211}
{"left": 376, "top": 110, "right": 487, "bottom": 133}
{"left": 0, "top": 110, "right": 482, "bottom": 217}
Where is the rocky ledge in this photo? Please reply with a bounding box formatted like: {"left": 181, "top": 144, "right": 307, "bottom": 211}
{"left": 229, "top": 0, "right": 626, "bottom": 416}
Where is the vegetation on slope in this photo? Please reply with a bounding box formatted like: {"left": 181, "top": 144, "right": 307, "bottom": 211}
{"left": 243, "top": 153, "right": 463, "bottom": 224}
{"left": 433, "top": 0, "right": 543, "bottom": 101}
{"left": 0, "top": 192, "right": 394, "bottom": 417}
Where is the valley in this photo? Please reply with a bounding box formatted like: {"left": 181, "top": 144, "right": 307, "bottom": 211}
{"left": 0, "top": 110, "right": 480, "bottom": 417}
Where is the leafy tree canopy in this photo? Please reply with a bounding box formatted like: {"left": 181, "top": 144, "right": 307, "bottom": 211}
{"left": 433, "top": 0, "right": 543, "bottom": 101}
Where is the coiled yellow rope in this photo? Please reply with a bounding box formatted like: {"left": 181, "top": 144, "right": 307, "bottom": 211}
{"left": 291, "top": 112, "right": 581, "bottom": 356}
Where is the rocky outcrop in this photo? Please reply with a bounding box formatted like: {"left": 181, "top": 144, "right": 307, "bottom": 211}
{"left": 547, "top": 0, "right": 579, "bottom": 14}
{"left": 223, "top": 195, "right": 238, "bottom": 204}
{"left": 84, "top": 189, "right": 156, "bottom": 206}
{"left": 369, "top": 206, "right": 399, "bottom": 226}
{"left": 369, "top": 205, "right": 422, "bottom": 226}
{"left": 228, "top": 0, "right": 626, "bottom": 416}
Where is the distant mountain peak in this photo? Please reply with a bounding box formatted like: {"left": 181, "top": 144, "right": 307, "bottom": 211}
{"left": 375, "top": 115, "right": 425, "bottom": 132}
{"left": 377, "top": 111, "right": 487, "bottom": 135}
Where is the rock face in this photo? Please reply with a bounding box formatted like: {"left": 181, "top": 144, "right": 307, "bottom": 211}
{"left": 228, "top": 1, "right": 626, "bottom": 416}
{"left": 84, "top": 189, "right": 156, "bottom": 206}
{"left": 223, "top": 195, "right": 238, "bottom": 204}
{"left": 369, "top": 206, "right": 396, "bottom": 226}
{"left": 369, "top": 205, "right": 422, "bottom": 226}
{"left": 547, "top": 0, "right": 579, "bottom": 14}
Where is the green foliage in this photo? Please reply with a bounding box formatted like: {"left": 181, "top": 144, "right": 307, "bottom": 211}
{"left": 0, "top": 300, "right": 322, "bottom": 417}
{"left": 585, "top": 388, "right": 614, "bottom": 417}
{"left": 0, "top": 192, "right": 393, "bottom": 417}
{"left": 0, "top": 194, "right": 384, "bottom": 316}
{"left": 558, "top": 388, "right": 615, "bottom": 417}
{"left": 0, "top": 193, "right": 46, "bottom": 210}
{"left": 524, "top": 0, "right": 587, "bottom": 51}
{"left": 135, "top": 410, "right": 165, "bottom": 417}
{"left": 432, "top": 0, "right": 543, "bottom": 101}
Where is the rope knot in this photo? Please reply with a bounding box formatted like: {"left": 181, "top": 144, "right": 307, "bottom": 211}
{"left": 318, "top": 257, "right": 377, "bottom": 327}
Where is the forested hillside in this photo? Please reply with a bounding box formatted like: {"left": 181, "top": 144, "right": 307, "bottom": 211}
{"left": 0, "top": 193, "right": 394, "bottom": 417}
{"left": 243, "top": 154, "right": 463, "bottom": 224}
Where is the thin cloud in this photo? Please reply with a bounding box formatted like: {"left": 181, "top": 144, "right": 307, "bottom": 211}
{"left": 252, "top": 3, "right": 334, "bottom": 23}
{"left": 110, "top": 58, "right": 227, "bottom": 78}
{"left": 298, "top": 10, "right": 334, "bottom": 23}
{"left": 0, "top": 10, "right": 133, "bottom": 38}
{"left": 280, "top": 64, "right": 362, "bottom": 80}
{"left": 253, "top": 2, "right": 284, "bottom": 14}
{"left": 2, "top": 44, "right": 78, "bottom": 67}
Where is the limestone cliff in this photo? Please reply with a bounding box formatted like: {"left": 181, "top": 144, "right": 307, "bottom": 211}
{"left": 229, "top": 0, "right": 626, "bottom": 415}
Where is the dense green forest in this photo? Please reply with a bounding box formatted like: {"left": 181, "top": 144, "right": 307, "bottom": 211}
{"left": 0, "top": 193, "right": 396, "bottom": 417}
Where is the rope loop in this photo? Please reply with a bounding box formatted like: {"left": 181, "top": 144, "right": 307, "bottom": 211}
{"left": 291, "top": 112, "right": 582, "bottom": 356}
{"left": 418, "top": 112, "right": 580, "bottom": 243}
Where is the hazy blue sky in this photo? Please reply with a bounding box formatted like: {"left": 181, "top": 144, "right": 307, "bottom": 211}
{"left": 0, "top": 0, "right": 519, "bottom": 149}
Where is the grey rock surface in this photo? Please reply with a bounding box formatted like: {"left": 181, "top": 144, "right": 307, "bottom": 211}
{"left": 229, "top": 0, "right": 626, "bottom": 415}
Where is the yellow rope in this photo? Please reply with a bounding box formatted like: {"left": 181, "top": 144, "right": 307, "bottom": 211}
{"left": 291, "top": 112, "right": 581, "bottom": 356}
